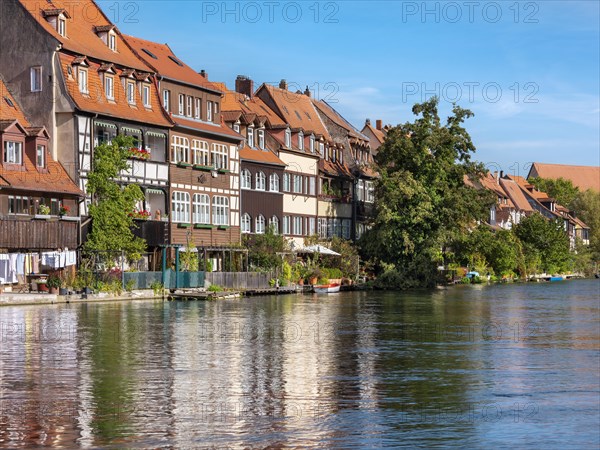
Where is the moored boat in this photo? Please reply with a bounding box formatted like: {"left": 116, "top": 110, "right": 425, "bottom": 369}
{"left": 313, "top": 283, "right": 341, "bottom": 293}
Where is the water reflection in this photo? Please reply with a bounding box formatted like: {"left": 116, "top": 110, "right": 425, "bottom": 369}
{"left": 1, "top": 280, "right": 598, "bottom": 448}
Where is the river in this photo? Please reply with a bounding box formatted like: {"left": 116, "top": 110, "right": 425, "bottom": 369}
{"left": 1, "top": 280, "right": 598, "bottom": 448}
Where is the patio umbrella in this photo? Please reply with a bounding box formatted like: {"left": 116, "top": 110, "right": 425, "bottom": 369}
{"left": 297, "top": 244, "right": 341, "bottom": 256}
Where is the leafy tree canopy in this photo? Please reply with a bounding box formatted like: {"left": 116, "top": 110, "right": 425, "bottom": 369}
{"left": 84, "top": 135, "right": 146, "bottom": 265}
{"left": 528, "top": 177, "right": 580, "bottom": 208}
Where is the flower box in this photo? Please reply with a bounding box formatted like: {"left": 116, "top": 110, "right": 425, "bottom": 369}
{"left": 128, "top": 147, "right": 151, "bottom": 160}
{"left": 217, "top": 225, "right": 230, "bottom": 230}
{"left": 193, "top": 165, "right": 213, "bottom": 171}
{"left": 177, "top": 223, "right": 192, "bottom": 228}
{"left": 177, "top": 162, "right": 192, "bottom": 168}
{"left": 33, "top": 214, "right": 51, "bottom": 220}
{"left": 194, "top": 224, "right": 214, "bottom": 229}
{"left": 60, "top": 216, "right": 80, "bottom": 222}
{"left": 129, "top": 210, "right": 151, "bottom": 220}
{"left": 217, "top": 169, "right": 230, "bottom": 174}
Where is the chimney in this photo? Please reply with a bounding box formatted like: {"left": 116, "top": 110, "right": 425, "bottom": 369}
{"left": 279, "top": 79, "right": 288, "bottom": 90}
{"left": 500, "top": 170, "right": 504, "bottom": 178}
{"left": 199, "top": 69, "right": 207, "bottom": 79}
{"left": 365, "top": 118, "right": 371, "bottom": 125}
{"left": 304, "top": 86, "right": 311, "bottom": 97}
{"left": 235, "top": 75, "right": 254, "bottom": 98}
{"left": 376, "top": 119, "right": 382, "bottom": 130}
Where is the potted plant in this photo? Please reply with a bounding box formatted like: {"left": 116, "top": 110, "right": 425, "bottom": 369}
{"left": 38, "top": 204, "right": 50, "bottom": 215}
{"left": 46, "top": 274, "right": 62, "bottom": 294}
{"left": 59, "top": 204, "right": 70, "bottom": 216}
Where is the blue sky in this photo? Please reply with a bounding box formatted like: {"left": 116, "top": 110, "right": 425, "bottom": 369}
{"left": 103, "top": 1, "right": 600, "bottom": 174}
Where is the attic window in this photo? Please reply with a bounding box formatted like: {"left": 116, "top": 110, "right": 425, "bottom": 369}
{"left": 282, "top": 105, "right": 289, "bottom": 114}
{"left": 108, "top": 33, "right": 117, "bottom": 51}
{"left": 294, "top": 111, "right": 302, "bottom": 120}
{"left": 142, "top": 48, "right": 158, "bottom": 59}
{"left": 168, "top": 56, "right": 183, "bottom": 67}
{"left": 58, "top": 16, "right": 66, "bottom": 37}
{"left": 304, "top": 112, "right": 312, "bottom": 120}
{"left": 4, "top": 97, "right": 15, "bottom": 107}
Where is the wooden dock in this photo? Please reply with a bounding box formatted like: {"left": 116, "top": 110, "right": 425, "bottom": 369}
{"left": 168, "top": 286, "right": 302, "bottom": 301}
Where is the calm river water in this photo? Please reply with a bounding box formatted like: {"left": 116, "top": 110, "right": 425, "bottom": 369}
{"left": 1, "top": 280, "right": 599, "bottom": 448}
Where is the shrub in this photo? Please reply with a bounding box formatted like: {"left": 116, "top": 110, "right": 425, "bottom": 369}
{"left": 46, "top": 274, "right": 62, "bottom": 289}
{"left": 208, "top": 284, "right": 223, "bottom": 292}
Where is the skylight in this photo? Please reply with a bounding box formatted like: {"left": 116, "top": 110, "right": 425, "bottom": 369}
{"left": 168, "top": 56, "right": 183, "bottom": 66}
{"left": 142, "top": 48, "right": 158, "bottom": 59}
{"left": 4, "top": 97, "right": 14, "bottom": 107}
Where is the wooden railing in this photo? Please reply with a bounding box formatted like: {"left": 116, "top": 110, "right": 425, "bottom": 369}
{"left": 0, "top": 216, "right": 78, "bottom": 249}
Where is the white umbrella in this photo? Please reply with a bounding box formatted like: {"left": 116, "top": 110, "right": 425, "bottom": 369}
{"left": 297, "top": 244, "right": 341, "bottom": 256}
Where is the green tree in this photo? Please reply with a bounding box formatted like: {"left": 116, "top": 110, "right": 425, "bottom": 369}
{"left": 361, "top": 98, "right": 494, "bottom": 288}
{"left": 513, "top": 213, "right": 571, "bottom": 274}
{"left": 570, "top": 189, "right": 600, "bottom": 260}
{"left": 244, "top": 226, "right": 289, "bottom": 271}
{"left": 528, "top": 177, "right": 580, "bottom": 207}
{"left": 85, "top": 135, "right": 146, "bottom": 265}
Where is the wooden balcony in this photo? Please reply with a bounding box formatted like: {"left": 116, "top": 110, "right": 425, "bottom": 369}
{"left": 0, "top": 216, "right": 79, "bottom": 249}
{"left": 131, "top": 219, "right": 169, "bottom": 247}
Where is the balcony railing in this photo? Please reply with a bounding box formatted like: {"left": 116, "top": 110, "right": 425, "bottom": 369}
{"left": 0, "top": 216, "right": 78, "bottom": 249}
{"left": 131, "top": 219, "right": 169, "bottom": 247}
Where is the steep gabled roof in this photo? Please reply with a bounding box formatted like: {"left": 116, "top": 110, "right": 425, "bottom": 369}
{"left": 18, "top": 0, "right": 150, "bottom": 71}
{"left": 256, "top": 84, "right": 331, "bottom": 139}
{"left": 0, "top": 77, "right": 31, "bottom": 126}
{"left": 58, "top": 53, "right": 172, "bottom": 127}
{"left": 528, "top": 162, "right": 600, "bottom": 192}
{"left": 173, "top": 116, "right": 242, "bottom": 141}
{"left": 312, "top": 100, "right": 369, "bottom": 142}
{"left": 499, "top": 178, "right": 534, "bottom": 212}
{"left": 362, "top": 122, "right": 387, "bottom": 144}
{"left": 221, "top": 87, "right": 286, "bottom": 127}
{"left": 122, "top": 35, "right": 222, "bottom": 93}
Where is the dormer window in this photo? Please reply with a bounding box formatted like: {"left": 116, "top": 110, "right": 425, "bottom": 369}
{"left": 108, "top": 32, "right": 117, "bottom": 51}
{"left": 3, "top": 141, "right": 23, "bottom": 165}
{"left": 36, "top": 144, "right": 46, "bottom": 168}
{"left": 247, "top": 127, "right": 254, "bottom": 148}
{"left": 284, "top": 128, "right": 291, "bottom": 148}
{"left": 233, "top": 123, "right": 240, "bottom": 133}
{"left": 78, "top": 68, "right": 88, "bottom": 94}
{"left": 105, "top": 75, "right": 114, "bottom": 100}
{"left": 178, "top": 94, "right": 185, "bottom": 115}
{"left": 207, "top": 101, "right": 213, "bottom": 121}
{"left": 186, "top": 96, "right": 192, "bottom": 117}
{"left": 298, "top": 131, "right": 304, "bottom": 150}
{"left": 127, "top": 81, "right": 135, "bottom": 104}
{"left": 310, "top": 135, "right": 315, "bottom": 153}
{"left": 194, "top": 98, "right": 201, "bottom": 119}
{"left": 58, "top": 16, "right": 66, "bottom": 37}
{"left": 142, "top": 84, "right": 150, "bottom": 107}
{"left": 319, "top": 142, "right": 325, "bottom": 157}
{"left": 258, "top": 129, "right": 265, "bottom": 150}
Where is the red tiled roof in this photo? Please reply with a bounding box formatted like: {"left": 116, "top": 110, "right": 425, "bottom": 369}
{"left": 499, "top": 178, "right": 533, "bottom": 212}
{"left": 257, "top": 84, "right": 331, "bottom": 139}
{"left": 0, "top": 78, "right": 31, "bottom": 126}
{"left": 320, "top": 159, "right": 353, "bottom": 178}
{"left": 123, "top": 35, "right": 222, "bottom": 93}
{"left": 0, "top": 78, "right": 81, "bottom": 196}
{"left": 362, "top": 122, "right": 387, "bottom": 143}
{"left": 312, "top": 100, "right": 369, "bottom": 142}
{"left": 173, "top": 117, "right": 242, "bottom": 140}
{"left": 239, "top": 146, "right": 285, "bottom": 166}
{"left": 59, "top": 53, "right": 172, "bottom": 127}
{"left": 528, "top": 162, "right": 600, "bottom": 192}
{"left": 221, "top": 88, "right": 286, "bottom": 127}
{"left": 18, "top": 0, "right": 150, "bottom": 71}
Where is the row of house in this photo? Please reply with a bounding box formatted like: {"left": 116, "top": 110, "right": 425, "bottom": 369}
{"left": 0, "top": 0, "right": 384, "bottom": 270}
{"left": 468, "top": 172, "right": 590, "bottom": 248}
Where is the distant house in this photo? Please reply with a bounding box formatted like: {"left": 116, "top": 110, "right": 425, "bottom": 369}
{"left": 527, "top": 163, "right": 600, "bottom": 192}
{"left": 0, "top": 76, "right": 82, "bottom": 252}
{"left": 361, "top": 119, "right": 388, "bottom": 153}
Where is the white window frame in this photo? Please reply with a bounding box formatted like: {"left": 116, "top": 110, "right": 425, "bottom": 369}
{"left": 247, "top": 127, "right": 254, "bottom": 148}
{"left": 285, "top": 128, "right": 291, "bottom": 148}
{"left": 256, "top": 171, "right": 266, "bottom": 191}
{"left": 78, "top": 68, "right": 88, "bottom": 94}
{"left": 283, "top": 173, "right": 290, "bottom": 192}
{"left": 241, "top": 169, "right": 252, "bottom": 189}
{"left": 127, "top": 81, "right": 135, "bottom": 104}
{"left": 308, "top": 217, "right": 316, "bottom": 236}
{"left": 195, "top": 98, "right": 201, "bottom": 119}
{"left": 3, "top": 141, "right": 23, "bottom": 164}
{"left": 233, "top": 123, "right": 240, "bottom": 133}
{"left": 298, "top": 131, "right": 304, "bottom": 150}
{"left": 163, "top": 89, "right": 170, "bottom": 112}
{"left": 171, "top": 191, "right": 190, "bottom": 223}
{"left": 30, "top": 67, "right": 42, "bottom": 92}
{"left": 171, "top": 135, "right": 189, "bottom": 164}
{"left": 193, "top": 194, "right": 210, "bottom": 224}
{"left": 319, "top": 142, "right": 325, "bottom": 157}
{"left": 105, "top": 75, "right": 114, "bottom": 100}
{"left": 255, "top": 215, "right": 266, "bottom": 234}
{"left": 58, "top": 16, "right": 66, "bottom": 37}
{"left": 142, "top": 84, "right": 150, "bottom": 107}
{"left": 309, "top": 177, "right": 316, "bottom": 196}
{"left": 207, "top": 101, "right": 213, "bottom": 121}
{"left": 108, "top": 32, "right": 117, "bottom": 51}
{"left": 192, "top": 139, "right": 209, "bottom": 166}
{"left": 293, "top": 174, "right": 302, "bottom": 194}
{"left": 258, "top": 129, "right": 265, "bottom": 149}
{"left": 310, "top": 135, "right": 315, "bottom": 153}
{"left": 212, "top": 196, "right": 229, "bottom": 226}
{"left": 186, "top": 96, "right": 193, "bottom": 117}
{"left": 36, "top": 144, "right": 45, "bottom": 168}
{"left": 283, "top": 216, "right": 291, "bottom": 235}
{"left": 241, "top": 213, "right": 251, "bottom": 233}
{"left": 269, "top": 173, "right": 279, "bottom": 192}
{"left": 293, "top": 216, "right": 303, "bottom": 235}
{"left": 178, "top": 94, "right": 185, "bottom": 115}
{"left": 366, "top": 181, "right": 375, "bottom": 203}
{"left": 211, "top": 143, "right": 228, "bottom": 170}
{"left": 269, "top": 216, "right": 279, "bottom": 234}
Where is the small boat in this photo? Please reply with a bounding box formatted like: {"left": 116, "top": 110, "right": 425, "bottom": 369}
{"left": 313, "top": 283, "right": 341, "bottom": 293}
{"left": 549, "top": 276, "right": 564, "bottom": 282}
